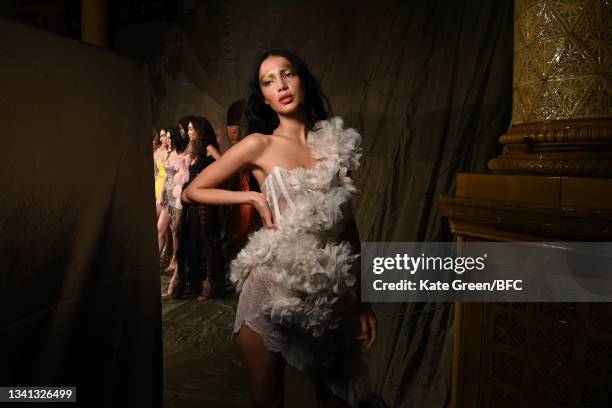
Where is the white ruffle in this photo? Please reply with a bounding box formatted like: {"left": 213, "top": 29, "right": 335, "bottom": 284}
{"left": 230, "top": 117, "right": 362, "bottom": 337}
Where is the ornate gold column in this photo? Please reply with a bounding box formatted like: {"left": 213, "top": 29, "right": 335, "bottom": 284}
{"left": 489, "top": 0, "right": 612, "bottom": 177}
{"left": 442, "top": 2, "right": 612, "bottom": 407}
{"left": 81, "top": 0, "right": 108, "bottom": 48}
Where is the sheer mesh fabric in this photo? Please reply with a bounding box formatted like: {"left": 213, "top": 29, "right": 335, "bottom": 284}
{"left": 162, "top": 157, "right": 179, "bottom": 225}
{"left": 263, "top": 166, "right": 298, "bottom": 225}
{"left": 196, "top": 204, "right": 221, "bottom": 286}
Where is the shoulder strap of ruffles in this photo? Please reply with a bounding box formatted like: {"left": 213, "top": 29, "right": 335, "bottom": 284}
{"left": 308, "top": 117, "right": 362, "bottom": 171}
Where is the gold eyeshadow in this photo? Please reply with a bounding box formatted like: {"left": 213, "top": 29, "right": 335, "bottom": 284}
{"left": 260, "top": 66, "right": 295, "bottom": 84}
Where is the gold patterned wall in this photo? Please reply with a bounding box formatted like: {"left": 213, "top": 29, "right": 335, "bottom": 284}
{"left": 513, "top": 0, "right": 612, "bottom": 124}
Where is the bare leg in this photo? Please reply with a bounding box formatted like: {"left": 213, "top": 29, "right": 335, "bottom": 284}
{"left": 196, "top": 205, "right": 220, "bottom": 301}
{"left": 234, "top": 323, "right": 285, "bottom": 408}
{"left": 162, "top": 226, "right": 173, "bottom": 263}
{"left": 157, "top": 209, "right": 171, "bottom": 256}
{"left": 162, "top": 224, "right": 175, "bottom": 271}
{"left": 166, "top": 208, "right": 182, "bottom": 273}
{"left": 161, "top": 270, "right": 179, "bottom": 298}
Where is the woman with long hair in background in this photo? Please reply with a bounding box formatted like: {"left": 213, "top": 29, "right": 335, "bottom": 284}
{"left": 171, "top": 116, "right": 222, "bottom": 301}
{"left": 160, "top": 127, "right": 188, "bottom": 297}
{"left": 153, "top": 127, "right": 165, "bottom": 220}
{"left": 156, "top": 128, "right": 173, "bottom": 265}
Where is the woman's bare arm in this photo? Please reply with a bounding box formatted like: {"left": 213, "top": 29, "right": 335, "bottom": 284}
{"left": 207, "top": 145, "right": 221, "bottom": 160}
{"left": 183, "top": 134, "right": 265, "bottom": 204}
{"left": 340, "top": 206, "right": 362, "bottom": 294}
{"left": 182, "top": 134, "right": 276, "bottom": 228}
{"left": 340, "top": 205, "right": 377, "bottom": 350}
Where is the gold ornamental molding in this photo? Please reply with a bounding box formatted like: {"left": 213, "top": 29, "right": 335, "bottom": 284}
{"left": 490, "top": 0, "right": 612, "bottom": 177}
{"left": 513, "top": 0, "right": 612, "bottom": 124}
{"left": 488, "top": 157, "right": 612, "bottom": 177}
{"left": 499, "top": 118, "right": 612, "bottom": 144}
{"left": 488, "top": 118, "right": 612, "bottom": 177}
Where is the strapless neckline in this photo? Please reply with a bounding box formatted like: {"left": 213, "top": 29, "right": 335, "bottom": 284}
{"left": 262, "top": 161, "right": 324, "bottom": 186}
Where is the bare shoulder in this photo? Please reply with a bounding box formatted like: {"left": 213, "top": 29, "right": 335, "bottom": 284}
{"left": 215, "top": 133, "right": 270, "bottom": 168}
{"left": 241, "top": 133, "right": 270, "bottom": 148}
{"left": 233, "top": 133, "right": 270, "bottom": 157}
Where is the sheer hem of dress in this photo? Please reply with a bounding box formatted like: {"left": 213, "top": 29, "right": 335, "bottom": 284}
{"left": 232, "top": 266, "right": 371, "bottom": 407}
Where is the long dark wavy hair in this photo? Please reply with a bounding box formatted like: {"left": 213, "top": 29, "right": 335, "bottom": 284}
{"left": 245, "top": 49, "right": 330, "bottom": 134}
{"left": 177, "top": 115, "right": 195, "bottom": 154}
{"left": 189, "top": 116, "right": 219, "bottom": 161}
{"left": 167, "top": 126, "right": 181, "bottom": 152}
{"left": 152, "top": 126, "right": 160, "bottom": 149}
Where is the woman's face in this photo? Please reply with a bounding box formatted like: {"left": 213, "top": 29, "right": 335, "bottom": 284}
{"left": 166, "top": 132, "right": 173, "bottom": 151}
{"left": 159, "top": 130, "right": 167, "bottom": 147}
{"left": 259, "top": 55, "right": 303, "bottom": 116}
{"left": 187, "top": 122, "right": 198, "bottom": 142}
{"left": 226, "top": 125, "right": 240, "bottom": 144}
{"left": 179, "top": 124, "right": 187, "bottom": 139}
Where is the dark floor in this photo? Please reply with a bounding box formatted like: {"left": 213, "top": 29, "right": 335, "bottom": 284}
{"left": 160, "top": 275, "right": 318, "bottom": 408}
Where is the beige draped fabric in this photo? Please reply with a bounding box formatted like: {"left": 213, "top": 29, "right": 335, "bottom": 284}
{"left": 1, "top": 17, "right": 160, "bottom": 407}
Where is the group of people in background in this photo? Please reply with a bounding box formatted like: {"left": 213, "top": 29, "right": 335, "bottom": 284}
{"left": 151, "top": 105, "right": 258, "bottom": 302}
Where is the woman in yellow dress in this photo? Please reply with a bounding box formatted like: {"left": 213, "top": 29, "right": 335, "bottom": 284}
{"left": 154, "top": 129, "right": 168, "bottom": 202}
{"left": 155, "top": 129, "right": 170, "bottom": 264}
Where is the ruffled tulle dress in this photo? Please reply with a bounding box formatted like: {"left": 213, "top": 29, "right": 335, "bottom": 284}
{"left": 161, "top": 152, "right": 190, "bottom": 226}
{"left": 231, "top": 117, "right": 371, "bottom": 406}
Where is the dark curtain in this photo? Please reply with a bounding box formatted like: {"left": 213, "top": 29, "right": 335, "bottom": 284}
{"left": 0, "top": 18, "right": 161, "bottom": 407}
{"left": 149, "top": 0, "right": 514, "bottom": 406}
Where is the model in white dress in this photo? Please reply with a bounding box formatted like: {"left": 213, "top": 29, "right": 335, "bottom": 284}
{"left": 231, "top": 117, "right": 371, "bottom": 405}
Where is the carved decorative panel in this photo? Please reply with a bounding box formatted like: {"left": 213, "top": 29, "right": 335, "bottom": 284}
{"left": 478, "top": 303, "right": 612, "bottom": 407}
{"left": 589, "top": 303, "right": 612, "bottom": 336}
{"left": 513, "top": 0, "right": 612, "bottom": 124}
{"left": 444, "top": 175, "right": 612, "bottom": 407}
{"left": 493, "top": 313, "right": 528, "bottom": 349}
{"left": 487, "top": 386, "right": 521, "bottom": 407}
{"left": 550, "top": 0, "right": 589, "bottom": 30}
{"left": 491, "top": 352, "right": 524, "bottom": 388}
